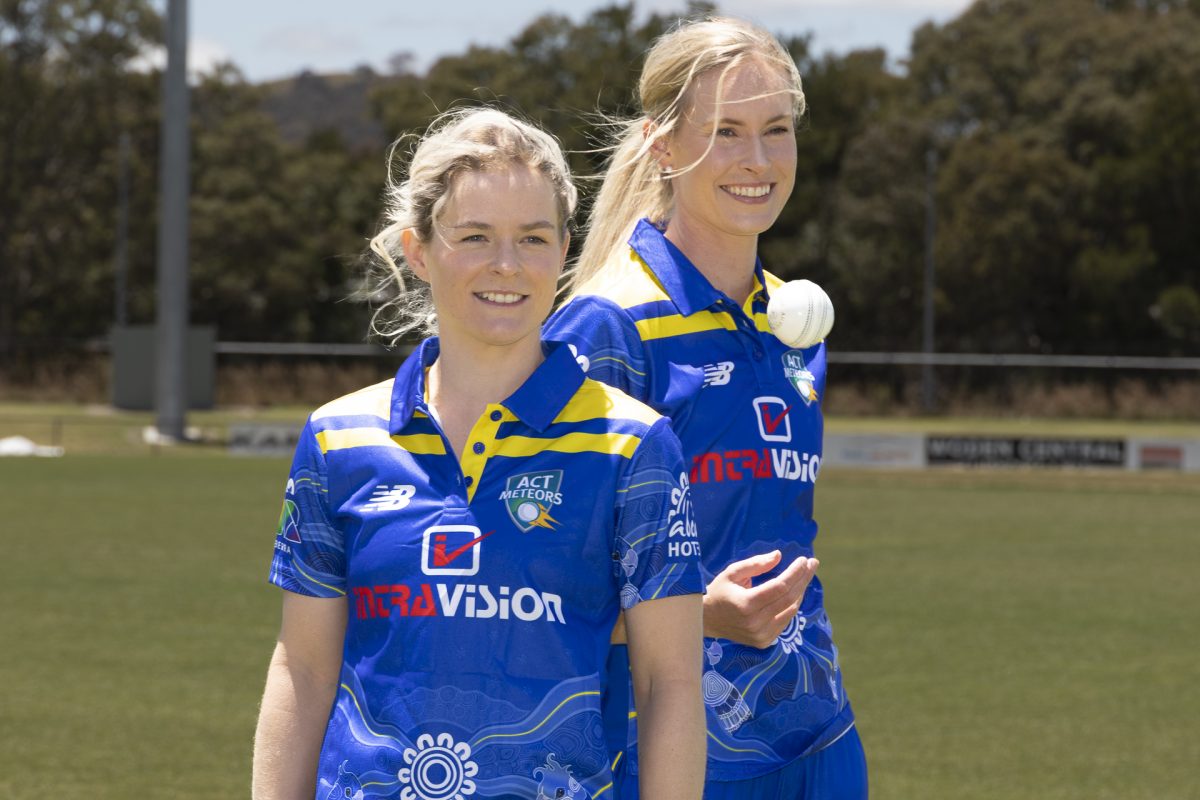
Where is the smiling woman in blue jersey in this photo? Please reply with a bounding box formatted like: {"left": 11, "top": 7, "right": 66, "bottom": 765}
{"left": 252, "top": 108, "right": 706, "bottom": 800}
{"left": 543, "top": 17, "right": 868, "bottom": 800}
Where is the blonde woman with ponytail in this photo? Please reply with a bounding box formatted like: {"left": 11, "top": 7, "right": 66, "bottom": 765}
{"left": 545, "top": 17, "right": 868, "bottom": 800}
{"left": 253, "top": 107, "right": 704, "bottom": 800}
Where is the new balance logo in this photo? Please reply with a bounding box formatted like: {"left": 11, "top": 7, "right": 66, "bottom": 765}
{"left": 703, "top": 361, "right": 735, "bottom": 386}
{"left": 364, "top": 484, "right": 416, "bottom": 511}
{"left": 568, "top": 343, "right": 590, "bottom": 373}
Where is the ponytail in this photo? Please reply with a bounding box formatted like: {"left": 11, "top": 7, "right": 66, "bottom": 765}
{"left": 570, "top": 122, "right": 672, "bottom": 293}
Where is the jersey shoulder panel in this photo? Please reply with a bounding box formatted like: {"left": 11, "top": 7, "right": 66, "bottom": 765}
{"left": 311, "top": 378, "right": 394, "bottom": 425}
{"left": 575, "top": 249, "right": 670, "bottom": 310}
{"left": 559, "top": 376, "right": 663, "bottom": 430}
{"left": 304, "top": 379, "right": 445, "bottom": 456}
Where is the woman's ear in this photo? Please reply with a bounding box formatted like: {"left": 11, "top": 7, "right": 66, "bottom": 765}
{"left": 643, "top": 119, "right": 672, "bottom": 171}
{"left": 400, "top": 229, "right": 429, "bottom": 282}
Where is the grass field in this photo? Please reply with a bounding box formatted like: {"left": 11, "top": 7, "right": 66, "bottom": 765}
{"left": 2, "top": 403, "right": 1199, "bottom": 456}
{"left": 1, "top": 454, "right": 1197, "bottom": 798}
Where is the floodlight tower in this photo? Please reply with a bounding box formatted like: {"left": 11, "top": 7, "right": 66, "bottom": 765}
{"left": 155, "top": 0, "right": 190, "bottom": 440}
{"left": 922, "top": 145, "right": 937, "bottom": 414}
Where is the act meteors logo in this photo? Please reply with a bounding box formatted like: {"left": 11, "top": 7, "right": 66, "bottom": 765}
{"left": 499, "top": 470, "right": 563, "bottom": 532}
{"left": 783, "top": 350, "right": 819, "bottom": 406}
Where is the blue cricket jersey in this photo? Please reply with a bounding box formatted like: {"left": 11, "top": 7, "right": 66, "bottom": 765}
{"left": 269, "top": 338, "right": 703, "bottom": 800}
{"left": 544, "top": 220, "right": 855, "bottom": 782}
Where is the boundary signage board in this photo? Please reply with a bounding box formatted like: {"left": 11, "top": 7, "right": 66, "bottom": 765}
{"left": 1126, "top": 439, "right": 1200, "bottom": 471}
{"left": 926, "top": 436, "right": 1125, "bottom": 467}
{"left": 823, "top": 434, "right": 926, "bottom": 469}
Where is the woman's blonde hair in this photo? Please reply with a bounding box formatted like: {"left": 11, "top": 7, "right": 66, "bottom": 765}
{"left": 366, "top": 107, "right": 578, "bottom": 343}
{"left": 570, "top": 16, "right": 805, "bottom": 293}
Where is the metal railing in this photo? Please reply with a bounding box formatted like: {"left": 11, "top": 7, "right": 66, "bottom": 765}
{"left": 828, "top": 352, "right": 1200, "bottom": 371}
{"left": 66, "top": 336, "right": 1200, "bottom": 371}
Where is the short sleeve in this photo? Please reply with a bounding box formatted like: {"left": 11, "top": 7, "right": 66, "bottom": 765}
{"left": 268, "top": 418, "right": 347, "bottom": 597}
{"left": 813, "top": 341, "right": 828, "bottom": 402}
{"left": 544, "top": 295, "right": 651, "bottom": 403}
{"left": 612, "top": 417, "right": 704, "bottom": 609}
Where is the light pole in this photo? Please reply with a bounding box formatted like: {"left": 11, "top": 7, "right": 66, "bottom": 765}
{"left": 922, "top": 144, "right": 938, "bottom": 414}
{"left": 114, "top": 131, "right": 130, "bottom": 327}
{"left": 155, "top": 0, "right": 190, "bottom": 440}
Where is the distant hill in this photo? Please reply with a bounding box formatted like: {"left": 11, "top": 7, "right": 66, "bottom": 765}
{"left": 259, "top": 67, "right": 390, "bottom": 153}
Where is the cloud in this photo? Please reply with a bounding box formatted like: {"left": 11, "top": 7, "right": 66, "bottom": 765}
{"left": 128, "top": 37, "right": 234, "bottom": 79}
{"left": 632, "top": 0, "right": 969, "bottom": 16}
{"left": 190, "top": 38, "right": 235, "bottom": 72}
{"left": 709, "top": 0, "right": 969, "bottom": 9}
{"left": 256, "top": 25, "right": 362, "bottom": 58}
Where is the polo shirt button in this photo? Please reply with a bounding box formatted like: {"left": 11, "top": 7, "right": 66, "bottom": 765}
{"left": 472, "top": 442, "right": 485, "bottom": 455}
{"left": 464, "top": 476, "right": 474, "bottom": 487}
{"left": 753, "top": 348, "right": 764, "bottom": 360}
{"left": 490, "top": 410, "right": 502, "bottom": 421}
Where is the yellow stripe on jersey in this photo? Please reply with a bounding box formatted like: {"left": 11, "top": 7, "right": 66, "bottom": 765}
{"left": 553, "top": 379, "right": 661, "bottom": 427}
{"left": 311, "top": 378, "right": 394, "bottom": 422}
{"left": 590, "top": 353, "right": 648, "bottom": 377}
{"left": 316, "top": 428, "right": 446, "bottom": 455}
{"left": 705, "top": 729, "right": 775, "bottom": 758}
{"left": 472, "top": 690, "right": 601, "bottom": 746}
{"left": 295, "top": 561, "right": 346, "bottom": 596}
{"left": 392, "top": 433, "right": 446, "bottom": 454}
{"left": 315, "top": 428, "right": 386, "bottom": 452}
{"left": 650, "top": 562, "right": 680, "bottom": 599}
{"left": 635, "top": 310, "right": 737, "bottom": 341}
{"left": 499, "top": 432, "right": 641, "bottom": 459}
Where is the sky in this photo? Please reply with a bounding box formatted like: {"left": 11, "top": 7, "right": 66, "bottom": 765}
{"left": 178, "top": 0, "right": 976, "bottom": 82}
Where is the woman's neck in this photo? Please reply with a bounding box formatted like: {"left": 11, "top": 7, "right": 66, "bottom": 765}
{"left": 663, "top": 214, "right": 759, "bottom": 306}
{"left": 426, "top": 336, "right": 543, "bottom": 458}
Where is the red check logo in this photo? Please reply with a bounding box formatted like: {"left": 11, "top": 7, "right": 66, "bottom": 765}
{"left": 752, "top": 396, "right": 793, "bottom": 443}
{"left": 760, "top": 405, "right": 791, "bottom": 434}
{"left": 432, "top": 530, "right": 493, "bottom": 567}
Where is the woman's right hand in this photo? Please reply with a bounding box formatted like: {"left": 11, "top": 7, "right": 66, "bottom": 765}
{"left": 702, "top": 551, "right": 818, "bottom": 649}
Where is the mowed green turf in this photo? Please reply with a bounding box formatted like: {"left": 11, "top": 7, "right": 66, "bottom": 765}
{"left": 816, "top": 469, "right": 1200, "bottom": 800}
{"left": 0, "top": 456, "right": 286, "bottom": 798}
{"left": 0, "top": 457, "right": 1196, "bottom": 798}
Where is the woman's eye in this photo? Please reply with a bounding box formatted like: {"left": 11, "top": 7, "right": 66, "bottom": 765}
{"left": 768, "top": 125, "right": 792, "bottom": 135}
{"left": 716, "top": 127, "right": 737, "bottom": 137}
{"left": 523, "top": 235, "right": 549, "bottom": 245}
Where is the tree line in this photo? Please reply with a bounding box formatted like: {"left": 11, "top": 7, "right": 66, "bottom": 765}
{"left": 2, "top": 0, "right": 1197, "bottom": 360}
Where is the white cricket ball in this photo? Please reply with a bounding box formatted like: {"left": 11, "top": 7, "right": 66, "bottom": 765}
{"left": 767, "top": 279, "right": 835, "bottom": 349}
{"left": 517, "top": 501, "right": 539, "bottom": 523}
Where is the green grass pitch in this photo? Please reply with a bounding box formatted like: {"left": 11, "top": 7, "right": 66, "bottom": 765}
{"left": 0, "top": 456, "right": 1196, "bottom": 798}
